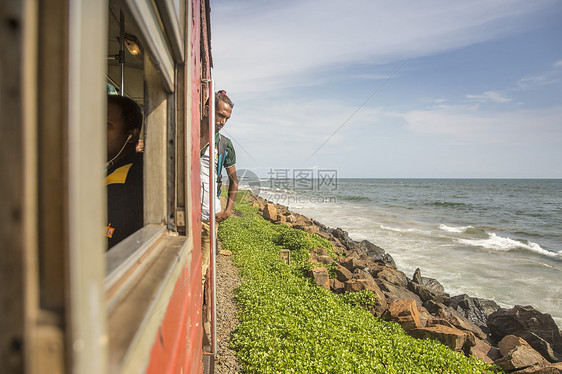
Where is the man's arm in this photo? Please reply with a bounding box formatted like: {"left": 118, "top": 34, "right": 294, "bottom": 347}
{"left": 216, "top": 165, "right": 238, "bottom": 222}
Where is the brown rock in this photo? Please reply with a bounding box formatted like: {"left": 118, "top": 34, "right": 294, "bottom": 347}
{"left": 344, "top": 279, "right": 368, "bottom": 293}
{"left": 408, "top": 281, "right": 450, "bottom": 304}
{"left": 412, "top": 268, "right": 446, "bottom": 293}
{"left": 294, "top": 217, "right": 312, "bottom": 227}
{"left": 424, "top": 300, "right": 486, "bottom": 340}
{"left": 417, "top": 306, "right": 433, "bottom": 328}
{"left": 466, "top": 339, "right": 501, "bottom": 364}
{"left": 340, "top": 256, "right": 360, "bottom": 272}
{"left": 488, "top": 305, "right": 562, "bottom": 362}
{"left": 427, "top": 318, "right": 456, "bottom": 330}
{"left": 308, "top": 267, "right": 330, "bottom": 290}
{"left": 330, "top": 237, "right": 343, "bottom": 248}
{"left": 316, "top": 230, "right": 331, "bottom": 240}
{"left": 376, "top": 268, "right": 408, "bottom": 287}
{"left": 285, "top": 215, "right": 297, "bottom": 223}
{"left": 512, "top": 362, "right": 562, "bottom": 374}
{"left": 311, "top": 254, "right": 333, "bottom": 266}
{"left": 333, "top": 246, "right": 346, "bottom": 255}
{"left": 330, "top": 278, "right": 345, "bottom": 294}
{"left": 376, "top": 279, "right": 423, "bottom": 307}
{"left": 446, "top": 294, "right": 499, "bottom": 333}
{"left": 500, "top": 335, "right": 534, "bottom": 356}
{"left": 311, "top": 247, "right": 327, "bottom": 256}
{"left": 409, "top": 325, "right": 469, "bottom": 351}
{"left": 435, "top": 307, "right": 487, "bottom": 340}
{"left": 263, "top": 203, "right": 278, "bottom": 221}
{"left": 495, "top": 344, "right": 550, "bottom": 372}
{"left": 343, "top": 279, "right": 388, "bottom": 317}
{"left": 387, "top": 299, "right": 421, "bottom": 331}
{"left": 335, "top": 264, "right": 353, "bottom": 282}
{"left": 303, "top": 225, "right": 319, "bottom": 234}
{"left": 353, "top": 268, "right": 375, "bottom": 281}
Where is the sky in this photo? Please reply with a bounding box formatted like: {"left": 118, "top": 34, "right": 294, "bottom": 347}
{"left": 211, "top": 0, "right": 562, "bottom": 178}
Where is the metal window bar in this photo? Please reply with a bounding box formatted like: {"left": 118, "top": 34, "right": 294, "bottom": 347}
{"left": 208, "top": 80, "right": 217, "bottom": 357}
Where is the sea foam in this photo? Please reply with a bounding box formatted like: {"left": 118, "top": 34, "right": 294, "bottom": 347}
{"left": 438, "top": 224, "right": 473, "bottom": 233}
{"left": 458, "top": 233, "right": 557, "bottom": 257}
{"left": 380, "top": 224, "right": 432, "bottom": 235}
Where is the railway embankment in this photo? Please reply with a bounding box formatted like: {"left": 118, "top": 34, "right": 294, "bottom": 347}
{"left": 245, "top": 192, "right": 562, "bottom": 374}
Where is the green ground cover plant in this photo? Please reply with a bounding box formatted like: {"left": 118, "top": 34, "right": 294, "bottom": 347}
{"left": 218, "top": 192, "right": 500, "bottom": 373}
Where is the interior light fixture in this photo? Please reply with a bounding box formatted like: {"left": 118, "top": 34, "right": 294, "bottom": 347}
{"left": 124, "top": 34, "right": 142, "bottom": 56}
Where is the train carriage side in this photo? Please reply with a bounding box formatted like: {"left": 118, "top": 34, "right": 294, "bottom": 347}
{"left": 1, "top": 0, "right": 212, "bottom": 373}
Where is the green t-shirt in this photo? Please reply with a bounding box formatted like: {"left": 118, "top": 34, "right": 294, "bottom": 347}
{"left": 200, "top": 133, "right": 236, "bottom": 170}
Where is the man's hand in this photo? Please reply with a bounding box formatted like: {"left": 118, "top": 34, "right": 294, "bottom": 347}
{"left": 216, "top": 210, "right": 233, "bottom": 223}
{"left": 216, "top": 165, "right": 238, "bottom": 223}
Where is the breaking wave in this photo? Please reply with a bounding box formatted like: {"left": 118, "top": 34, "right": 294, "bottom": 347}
{"left": 457, "top": 233, "right": 558, "bottom": 258}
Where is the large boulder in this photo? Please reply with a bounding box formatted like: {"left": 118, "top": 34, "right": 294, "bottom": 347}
{"left": 500, "top": 335, "right": 535, "bottom": 356}
{"left": 385, "top": 299, "right": 420, "bottom": 331}
{"left": 377, "top": 268, "right": 408, "bottom": 288}
{"left": 310, "top": 254, "right": 333, "bottom": 266}
{"left": 353, "top": 268, "right": 376, "bottom": 283}
{"left": 417, "top": 305, "right": 433, "bottom": 328}
{"left": 466, "top": 338, "right": 501, "bottom": 364}
{"left": 358, "top": 240, "right": 385, "bottom": 257}
{"left": 376, "top": 279, "right": 423, "bottom": 307}
{"left": 263, "top": 203, "right": 278, "bottom": 221}
{"left": 332, "top": 228, "right": 359, "bottom": 252}
{"left": 511, "top": 363, "right": 562, "bottom": 374}
{"left": 408, "top": 281, "right": 450, "bottom": 304}
{"left": 340, "top": 255, "right": 378, "bottom": 273}
{"left": 308, "top": 267, "right": 330, "bottom": 290}
{"left": 488, "top": 305, "right": 562, "bottom": 362}
{"left": 495, "top": 337, "right": 550, "bottom": 372}
{"left": 344, "top": 279, "right": 388, "bottom": 316}
{"left": 409, "top": 325, "right": 473, "bottom": 352}
{"left": 412, "top": 268, "right": 446, "bottom": 293}
{"left": 380, "top": 253, "right": 396, "bottom": 266}
{"left": 329, "top": 278, "right": 345, "bottom": 294}
{"left": 446, "top": 294, "right": 500, "bottom": 333}
{"left": 334, "top": 264, "right": 354, "bottom": 282}
{"left": 303, "top": 225, "right": 319, "bottom": 234}
{"left": 434, "top": 306, "right": 487, "bottom": 340}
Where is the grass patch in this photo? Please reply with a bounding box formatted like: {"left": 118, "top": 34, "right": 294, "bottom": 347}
{"left": 218, "top": 192, "right": 499, "bottom": 373}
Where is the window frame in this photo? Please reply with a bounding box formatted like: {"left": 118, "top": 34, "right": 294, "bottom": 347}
{"left": 103, "top": 1, "right": 196, "bottom": 371}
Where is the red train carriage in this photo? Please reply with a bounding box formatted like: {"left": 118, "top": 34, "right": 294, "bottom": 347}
{"left": 1, "top": 0, "right": 216, "bottom": 372}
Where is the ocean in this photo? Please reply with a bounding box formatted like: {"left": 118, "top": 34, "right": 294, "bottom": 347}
{"left": 253, "top": 178, "right": 562, "bottom": 327}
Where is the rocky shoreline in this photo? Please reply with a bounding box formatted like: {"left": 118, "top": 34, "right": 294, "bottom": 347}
{"left": 251, "top": 194, "right": 562, "bottom": 373}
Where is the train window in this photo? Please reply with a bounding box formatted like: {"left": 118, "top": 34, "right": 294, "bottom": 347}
{"left": 103, "top": 1, "right": 194, "bottom": 371}
{"left": 105, "top": 2, "right": 146, "bottom": 253}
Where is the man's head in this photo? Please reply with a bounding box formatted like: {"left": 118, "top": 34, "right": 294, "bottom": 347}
{"left": 202, "top": 90, "right": 234, "bottom": 133}
{"left": 107, "top": 95, "right": 143, "bottom": 160}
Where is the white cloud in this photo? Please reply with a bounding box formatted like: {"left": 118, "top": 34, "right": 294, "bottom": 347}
{"left": 517, "top": 59, "right": 562, "bottom": 89}
{"left": 219, "top": 94, "right": 386, "bottom": 169}
{"left": 402, "top": 105, "right": 562, "bottom": 145}
{"left": 466, "top": 91, "right": 512, "bottom": 103}
{"left": 518, "top": 73, "right": 559, "bottom": 89}
{"left": 212, "top": 0, "right": 554, "bottom": 94}
{"left": 211, "top": 0, "right": 561, "bottom": 177}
